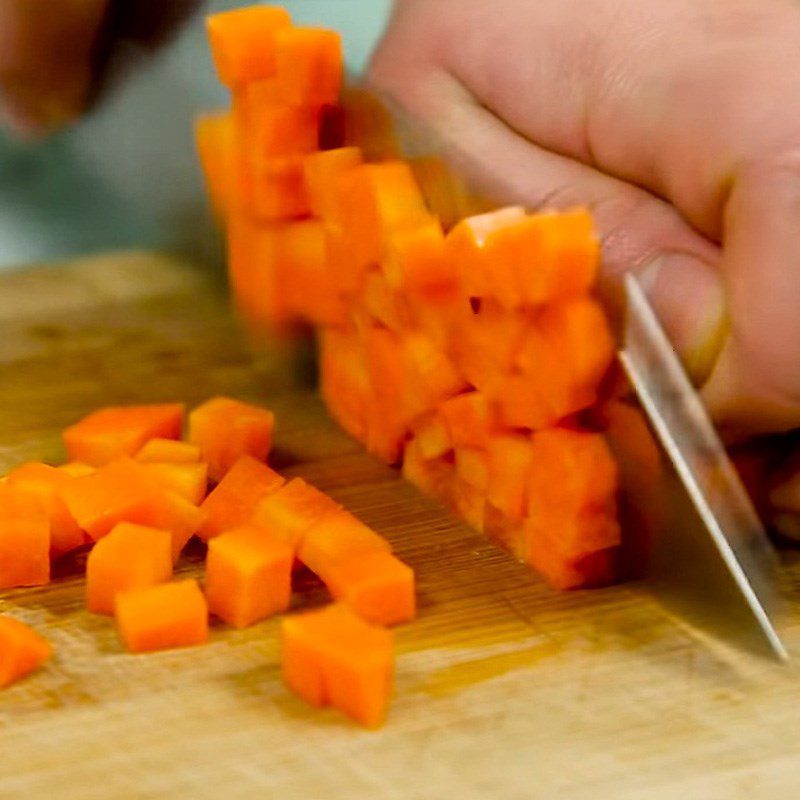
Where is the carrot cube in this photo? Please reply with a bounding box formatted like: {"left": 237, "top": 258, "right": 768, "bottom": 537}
{"left": 273, "top": 27, "right": 343, "bottom": 106}
{"left": 382, "top": 217, "right": 456, "bottom": 295}
{"left": 5, "top": 462, "right": 85, "bottom": 557}
{"left": 251, "top": 156, "right": 312, "bottom": 221}
{"left": 322, "top": 551, "right": 416, "bottom": 626}
{"left": 0, "top": 616, "right": 51, "bottom": 687}
{"left": 57, "top": 462, "right": 95, "bottom": 478}
{"left": 298, "top": 508, "right": 392, "bottom": 577}
{"left": 206, "top": 6, "right": 293, "bottom": 87}
{"left": 194, "top": 111, "right": 237, "bottom": 221}
{"left": 140, "top": 463, "right": 208, "bottom": 506}
{"left": 188, "top": 397, "right": 275, "bottom": 483}
{"left": 437, "top": 392, "right": 494, "bottom": 449}
{"left": 303, "top": 147, "right": 363, "bottom": 223}
{"left": 115, "top": 579, "right": 209, "bottom": 653}
{"left": 251, "top": 477, "right": 340, "bottom": 551}
{"left": 62, "top": 403, "right": 185, "bottom": 467}
{"left": 0, "top": 485, "right": 50, "bottom": 589}
{"left": 281, "top": 603, "right": 394, "bottom": 727}
{"left": 135, "top": 439, "right": 201, "bottom": 464}
{"left": 205, "top": 527, "right": 293, "bottom": 628}
{"left": 86, "top": 523, "right": 173, "bottom": 615}
{"left": 198, "top": 455, "right": 285, "bottom": 541}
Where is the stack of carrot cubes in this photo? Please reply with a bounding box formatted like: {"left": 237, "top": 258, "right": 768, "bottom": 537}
{"left": 196, "top": 6, "right": 623, "bottom": 592}
{"left": 0, "top": 397, "right": 410, "bottom": 727}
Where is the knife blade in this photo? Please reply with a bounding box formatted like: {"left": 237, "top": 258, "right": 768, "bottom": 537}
{"left": 341, "top": 86, "right": 789, "bottom": 659}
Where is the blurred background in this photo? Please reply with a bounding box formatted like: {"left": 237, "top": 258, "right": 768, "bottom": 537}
{"left": 0, "top": 0, "right": 392, "bottom": 271}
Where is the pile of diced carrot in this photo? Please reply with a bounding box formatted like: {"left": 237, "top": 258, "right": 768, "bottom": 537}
{"left": 197, "top": 6, "right": 623, "bottom": 591}
{"left": 0, "top": 397, "right": 412, "bottom": 727}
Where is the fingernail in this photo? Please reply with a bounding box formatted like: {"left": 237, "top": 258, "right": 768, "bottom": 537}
{"left": 639, "top": 253, "right": 727, "bottom": 384}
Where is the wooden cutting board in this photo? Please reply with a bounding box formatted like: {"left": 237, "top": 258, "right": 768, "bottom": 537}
{"left": 1, "top": 252, "right": 800, "bottom": 800}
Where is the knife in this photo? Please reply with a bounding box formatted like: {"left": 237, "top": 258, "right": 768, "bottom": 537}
{"left": 340, "top": 87, "right": 789, "bottom": 660}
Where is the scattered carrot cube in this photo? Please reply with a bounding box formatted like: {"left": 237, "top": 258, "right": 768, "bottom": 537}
{"left": 303, "top": 147, "right": 363, "bottom": 222}
{"left": 281, "top": 603, "right": 394, "bottom": 727}
{"left": 273, "top": 26, "right": 343, "bottom": 106}
{"left": 198, "top": 455, "right": 285, "bottom": 541}
{"left": 5, "top": 462, "right": 85, "bottom": 557}
{"left": 322, "top": 551, "right": 416, "bottom": 626}
{"left": 62, "top": 403, "right": 185, "bottom": 467}
{"left": 0, "top": 484, "right": 50, "bottom": 589}
{"left": 205, "top": 526, "right": 293, "bottom": 628}
{"left": 115, "top": 579, "right": 209, "bottom": 653}
{"left": 0, "top": 616, "right": 51, "bottom": 687}
{"left": 86, "top": 523, "right": 173, "bottom": 615}
{"left": 141, "top": 462, "right": 208, "bottom": 506}
{"left": 188, "top": 397, "right": 275, "bottom": 483}
{"left": 135, "top": 439, "right": 201, "bottom": 464}
{"left": 206, "top": 6, "right": 293, "bottom": 87}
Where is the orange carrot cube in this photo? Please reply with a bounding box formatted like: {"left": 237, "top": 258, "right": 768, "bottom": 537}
{"left": 189, "top": 397, "right": 275, "bottom": 483}
{"left": 0, "top": 616, "right": 51, "bottom": 687}
{"left": 0, "top": 485, "right": 50, "bottom": 589}
{"left": 205, "top": 526, "right": 293, "bottom": 628}
{"left": 194, "top": 111, "right": 237, "bottom": 221}
{"left": 281, "top": 603, "right": 394, "bottom": 727}
{"left": 115, "top": 580, "right": 209, "bottom": 653}
{"left": 86, "top": 523, "right": 173, "bottom": 615}
{"left": 206, "top": 6, "right": 293, "bottom": 87}
{"left": 303, "top": 147, "right": 363, "bottom": 222}
{"left": 140, "top": 463, "right": 208, "bottom": 506}
{"left": 62, "top": 403, "right": 185, "bottom": 467}
{"left": 198, "top": 455, "right": 285, "bottom": 541}
{"left": 5, "top": 462, "right": 85, "bottom": 557}
{"left": 273, "top": 27, "right": 343, "bottom": 106}
{"left": 57, "top": 462, "right": 95, "bottom": 478}
{"left": 135, "top": 439, "right": 201, "bottom": 464}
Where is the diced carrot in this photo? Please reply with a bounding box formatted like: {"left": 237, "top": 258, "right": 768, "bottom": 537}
{"left": 360, "top": 270, "right": 413, "bottom": 332}
{"left": 0, "top": 484, "right": 50, "bottom": 589}
{"left": 450, "top": 480, "right": 486, "bottom": 533}
{"left": 86, "top": 523, "right": 173, "bottom": 615}
{"left": 485, "top": 435, "right": 534, "bottom": 521}
{"left": 414, "top": 415, "right": 452, "bottom": 461}
{"left": 205, "top": 526, "right": 293, "bottom": 628}
{"left": 0, "top": 616, "right": 51, "bottom": 687}
{"left": 115, "top": 579, "right": 209, "bottom": 654}
{"left": 382, "top": 217, "right": 456, "bottom": 296}
{"left": 57, "top": 462, "right": 95, "bottom": 478}
{"left": 194, "top": 111, "right": 237, "bottom": 221}
{"left": 135, "top": 438, "right": 201, "bottom": 464}
{"left": 321, "top": 551, "right": 416, "bottom": 626}
{"left": 401, "top": 332, "right": 467, "bottom": 421}
{"left": 273, "top": 27, "right": 343, "bottom": 106}
{"left": 198, "top": 455, "right": 285, "bottom": 542}
{"left": 206, "top": 6, "right": 293, "bottom": 87}
{"left": 299, "top": 508, "right": 392, "bottom": 578}
{"left": 336, "top": 162, "right": 431, "bottom": 273}
{"left": 401, "top": 437, "right": 454, "bottom": 503}
{"left": 60, "top": 458, "right": 205, "bottom": 561}
{"left": 303, "top": 147, "right": 363, "bottom": 222}
{"left": 251, "top": 156, "right": 312, "bottom": 221}
{"left": 141, "top": 462, "right": 209, "bottom": 506}
{"left": 281, "top": 603, "right": 394, "bottom": 727}
{"left": 239, "top": 103, "right": 321, "bottom": 161}
{"left": 437, "top": 392, "right": 494, "bottom": 449}
{"left": 62, "top": 403, "right": 185, "bottom": 467}
{"left": 322, "top": 224, "right": 365, "bottom": 297}
{"left": 454, "top": 447, "right": 489, "bottom": 492}
{"left": 527, "top": 545, "right": 618, "bottom": 591}
{"left": 251, "top": 477, "right": 340, "bottom": 552}
{"left": 5, "top": 462, "right": 85, "bottom": 557}
{"left": 188, "top": 397, "right": 275, "bottom": 483}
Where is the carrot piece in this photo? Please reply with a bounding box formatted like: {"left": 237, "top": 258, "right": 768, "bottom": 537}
{"left": 188, "top": 397, "right": 275, "bottom": 483}
{"left": 298, "top": 508, "right": 392, "bottom": 577}
{"left": 281, "top": 603, "right": 394, "bottom": 727}
{"left": 273, "top": 27, "right": 343, "bottom": 106}
{"left": 402, "top": 437, "right": 454, "bottom": 502}
{"left": 0, "top": 484, "right": 50, "bottom": 588}
{"left": 86, "top": 523, "right": 173, "bottom": 615}
{"left": 321, "top": 551, "right": 416, "bottom": 626}
{"left": 251, "top": 156, "right": 312, "bottom": 221}
{"left": 205, "top": 526, "right": 293, "bottom": 628}
{"left": 303, "top": 147, "right": 363, "bottom": 222}
{"left": 360, "top": 270, "right": 413, "bottom": 332}
{"left": 206, "top": 6, "right": 293, "bottom": 87}
{"left": 485, "top": 434, "right": 535, "bottom": 521}
{"left": 444, "top": 206, "right": 527, "bottom": 298}
{"left": 60, "top": 458, "right": 205, "bottom": 561}
{"left": 251, "top": 477, "right": 340, "bottom": 551}
{"left": 5, "top": 462, "right": 85, "bottom": 557}
{"left": 194, "top": 111, "right": 237, "bottom": 221}
{"left": 401, "top": 332, "right": 467, "bottom": 421}
{"left": 437, "top": 392, "right": 494, "bottom": 449}
{"left": 135, "top": 439, "right": 201, "bottom": 464}
{"left": 58, "top": 462, "right": 96, "bottom": 478}
{"left": 414, "top": 415, "right": 452, "bottom": 461}
{"left": 239, "top": 103, "right": 321, "bottom": 161}
{"left": 62, "top": 403, "right": 185, "bottom": 467}
{"left": 528, "top": 546, "right": 619, "bottom": 591}
{"left": 450, "top": 479, "right": 487, "bottom": 533}
{"left": 198, "top": 456, "right": 285, "bottom": 542}
{"left": 336, "top": 162, "right": 431, "bottom": 273}
{"left": 140, "top": 462, "right": 209, "bottom": 506}
{"left": 0, "top": 616, "right": 51, "bottom": 687}
{"left": 115, "top": 579, "right": 209, "bottom": 654}
{"left": 454, "top": 447, "right": 489, "bottom": 492}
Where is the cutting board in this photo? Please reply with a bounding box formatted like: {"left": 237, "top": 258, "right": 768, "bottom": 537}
{"left": 1, "top": 252, "right": 800, "bottom": 800}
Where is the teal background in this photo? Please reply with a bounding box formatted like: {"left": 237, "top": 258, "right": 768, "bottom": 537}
{"left": 0, "top": 1, "right": 393, "bottom": 269}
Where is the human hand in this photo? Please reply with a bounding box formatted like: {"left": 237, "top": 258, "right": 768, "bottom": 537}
{"left": 369, "top": 0, "right": 800, "bottom": 439}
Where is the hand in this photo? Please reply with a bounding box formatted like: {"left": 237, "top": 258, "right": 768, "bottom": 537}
{"left": 369, "top": 0, "right": 800, "bottom": 439}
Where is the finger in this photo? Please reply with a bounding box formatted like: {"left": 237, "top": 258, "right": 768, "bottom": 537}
{"left": 0, "top": 0, "right": 109, "bottom": 136}
{"left": 368, "top": 61, "right": 727, "bottom": 378}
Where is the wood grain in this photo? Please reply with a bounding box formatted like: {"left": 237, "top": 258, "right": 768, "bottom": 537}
{"left": 1, "top": 252, "right": 800, "bottom": 800}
